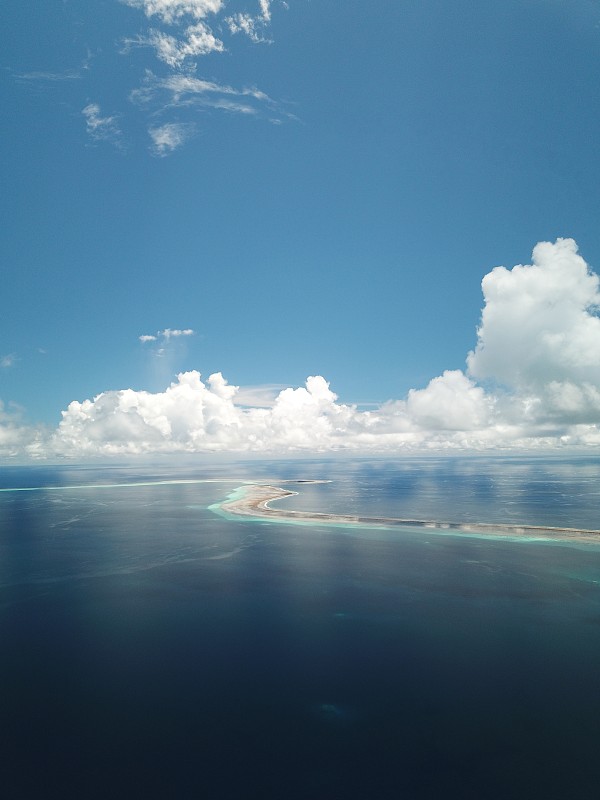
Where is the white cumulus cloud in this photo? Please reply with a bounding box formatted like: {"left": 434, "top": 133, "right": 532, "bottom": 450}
{"left": 0, "top": 401, "right": 44, "bottom": 459}
{"left": 163, "top": 328, "right": 194, "bottom": 339}
{"left": 406, "top": 370, "right": 494, "bottom": 432}
{"left": 467, "top": 238, "right": 600, "bottom": 429}
{"left": 468, "top": 238, "right": 600, "bottom": 391}
{"left": 4, "top": 239, "right": 600, "bottom": 460}
{"left": 48, "top": 372, "right": 361, "bottom": 456}
{"left": 140, "top": 328, "right": 195, "bottom": 341}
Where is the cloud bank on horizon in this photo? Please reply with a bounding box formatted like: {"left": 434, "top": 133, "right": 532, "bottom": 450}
{"left": 4, "top": 238, "right": 600, "bottom": 459}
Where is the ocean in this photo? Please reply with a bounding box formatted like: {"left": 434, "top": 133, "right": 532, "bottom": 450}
{"left": 1, "top": 457, "right": 600, "bottom": 799}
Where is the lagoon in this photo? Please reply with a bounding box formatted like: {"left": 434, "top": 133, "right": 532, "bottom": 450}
{"left": 1, "top": 458, "right": 600, "bottom": 798}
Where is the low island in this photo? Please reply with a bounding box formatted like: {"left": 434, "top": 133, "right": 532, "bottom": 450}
{"left": 218, "top": 482, "right": 600, "bottom": 543}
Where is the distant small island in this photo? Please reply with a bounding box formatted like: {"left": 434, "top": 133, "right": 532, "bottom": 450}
{"left": 219, "top": 482, "right": 600, "bottom": 543}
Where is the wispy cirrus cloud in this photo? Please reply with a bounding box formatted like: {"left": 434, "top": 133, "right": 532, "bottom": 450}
{"left": 12, "top": 2, "right": 291, "bottom": 155}
{"left": 17, "top": 70, "right": 82, "bottom": 83}
{"left": 82, "top": 103, "right": 123, "bottom": 147}
{"left": 226, "top": 0, "right": 273, "bottom": 43}
{"left": 130, "top": 71, "right": 276, "bottom": 123}
{"left": 163, "top": 73, "right": 270, "bottom": 103}
{"left": 14, "top": 51, "right": 94, "bottom": 87}
{"left": 122, "top": 22, "right": 224, "bottom": 68}
{"left": 234, "top": 383, "right": 287, "bottom": 408}
{"left": 128, "top": 69, "right": 283, "bottom": 152}
{"left": 120, "top": 0, "right": 290, "bottom": 153}
{"left": 149, "top": 121, "right": 196, "bottom": 154}
{"left": 120, "top": 0, "right": 227, "bottom": 69}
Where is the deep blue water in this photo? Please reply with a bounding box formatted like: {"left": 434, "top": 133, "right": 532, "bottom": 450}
{"left": 1, "top": 458, "right": 600, "bottom": 799}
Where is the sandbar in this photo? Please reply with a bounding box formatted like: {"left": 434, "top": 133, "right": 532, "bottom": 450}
{"left": 219, "top": 482, "right": 600, "bottom": 543}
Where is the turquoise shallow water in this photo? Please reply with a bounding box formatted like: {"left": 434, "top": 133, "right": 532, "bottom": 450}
{"left": 1, "top": 458, "right": 600, "bottom": 798}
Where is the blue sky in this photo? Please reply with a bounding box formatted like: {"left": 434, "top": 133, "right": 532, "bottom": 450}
{"left": 2, "top": 0, "right": 600, "bottom": 458}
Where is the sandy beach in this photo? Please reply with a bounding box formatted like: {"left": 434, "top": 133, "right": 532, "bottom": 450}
{"left": 220, "top": 482, "right": 600, "bottom": 543}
